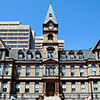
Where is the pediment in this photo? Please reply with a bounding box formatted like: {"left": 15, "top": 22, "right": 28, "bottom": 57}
{"left": 43, "top": 58, "right": 58, "bottom": 64}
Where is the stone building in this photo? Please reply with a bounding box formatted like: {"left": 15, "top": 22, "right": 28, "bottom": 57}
{"left": 0, "top": 2, "right": 100, "bottom": 100}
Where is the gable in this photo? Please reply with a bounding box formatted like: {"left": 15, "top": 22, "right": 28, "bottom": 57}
{"left": 91, "top": 39, "right": 100, "bottom": 52}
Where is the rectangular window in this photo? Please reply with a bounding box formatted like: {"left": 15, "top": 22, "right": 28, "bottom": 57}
{"left": 36, "top": 54, "right": 40, "bottom": 60}
{"left": 61, "top": 54, "right": 65, "bottom": 60}
{"left": 3, "top": 83, "right": 7, "bottom": 92}
{"left": 70, "top": 54, "right": 74, "bottom": 60}
{"left": 25, "top": 83, "right": 29, "bottom": 93}
{"left": 35, "top": 82, "right": 39, "bottom": 93}
{"left": 72, "top": 82, "right": 75, "bottom": 93}
{"left": 62, "top": 82, "right": 66, "bottom": 93}
{"left": 48, "top": 50, "right": 53, "bottom": 58}
{"left": 81, "top": 82, "right": 85, "bottom": 92}
{"left": 93, "top": 81, "right": 98, "bottom": 92}
{"left": 27, "top": 54, "right": 31, "bottom": 60}
{"left": 18, "top": 54, "right": 23, "bottom": 60}
{"left": 79, "top": 54, "right": 82, "bottom": 59}
{"left": 16, "top": 84, "right": 20, "bottom": 93}
{"left": 92, "top": 71, "right": 96, "bottom": 75}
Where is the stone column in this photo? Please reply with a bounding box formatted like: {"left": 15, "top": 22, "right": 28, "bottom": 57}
{"left": 55, "top": 82, "right": 59, "bottom": 95}
{"left": 43, "top": 82, "right": 46, "bottom": 95}
{"left": 20, "top": 66, "right": 26, "bottom": 76}
{"left": 7, "top": 81, "right": 11, "bottom": 93}
{"left": 76, "top": 82, "right": 81, "bottom": 93}
{"left": 66, "top": 82, "right": 71, "bottom": 93}
{"left": 29, "top": 82, "right": 35, "bottom": 93}
{"left": 20, "top": 82, "right": 25, "bottom": 93}
{"left": 43, "top": 65, "right": 46, "bottom": 76}
{"left": 8, "top": 64, "right": 12, "bottom": 75}
{"left": 39, "top": 82, "right": 42, "bottom": 93}
{"left": 0, "top": 81, "right": 2, "bottom": 92}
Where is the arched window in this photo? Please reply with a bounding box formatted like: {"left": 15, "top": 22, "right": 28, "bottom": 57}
{"left": 35, "top": 66, "right": 39, "bottom": 76}
{"left": 62, "top": 66, "right": 66, "bottom": 76}
{"left": 71, "top": 66, "right": 75, "bottom": 76}
{"left": 0, "top": 64, "right": 1, "bottom": 74}
{"left": 17, "top": 65, "right": 21, "bottom": 77}
{"left": 4, "top": 64, "right": 9, "bottom": 75}
{"left": 45, "top": 65, "right": 56, "bottom": 76}
{"left": 92, "top": 64, "right": 96, "bottom": 75}
{"left": 48, "top": 34, "right": 53, "bottom": 41}
{"left": 26, "top": 66, "right": 30, "bottom": 76}
{"left": 80, "top": 66, "right": 84, "bottom": 76}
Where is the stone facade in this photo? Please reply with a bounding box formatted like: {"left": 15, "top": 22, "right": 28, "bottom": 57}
{"left": 0, "top": 2, "right": 100, "bottom": 100}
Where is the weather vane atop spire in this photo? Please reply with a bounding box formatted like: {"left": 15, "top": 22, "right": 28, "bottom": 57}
{"left": 50, "top": 0, "right": 51, "bottom": 4}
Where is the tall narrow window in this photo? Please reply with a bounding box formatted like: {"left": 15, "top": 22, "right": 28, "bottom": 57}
{"left": 53, "top": 66, "right": 56, "bottom": 76}
{"left": 71, "top": 66, "right": 75, "bottom": 76}
{"left": 0, "top": 51, "right": 3, "bottom": 59}
{"left": 80, "top": 66, "right": 84, "bottom": 76}
{"left": 48, "top": 50, "right": 53, "bottom": 58}
{"left": 93, "top": 81, "right": 98, "bottom": 92}
{"left": 62, "top": 82, "right": 66, "bottom": 93}
{"left": 81, "top": 82, "right": 85, "bottom": 92}
{"left": 0, "top": 64, "right": 1, "bottom": 74}
{"left": 17, "top": 65, "right": 21, "bottom": 77}
{"left": 26, "top": 66, "right": 30, "bottom": 76}
{"left": 25, "top": 83, "right": 29, "bottom": 93}
{"left": 62, "top": 66, "right": 66, "bottom": 76}
{"left": 35, "top": 82, "right": 39, "bottom": 93}
{"left": 35, "top": 66, "right": 39, "bottom": 76}
{"left": 46, "top": 66, "right": 48, "bottom": 76}
{"left": 49, "top": 66, "right": 52, "bottom": 76}
{"left": 92, "top": 64, "right": 96, "bottom": 75}
{"left": 4, "top": 64, "right": 9, "bottom": 75}
{"left": 3, "top": 83, "right": 7, "bottom": 92}
{"left": 72, "top": 82, "right": 75, "bottom": 93}
{"left": 16, "top": 83, "right": 20, "bottom": 93}
{"left": 27, "top": 54, "right": 31, "bottom": 60}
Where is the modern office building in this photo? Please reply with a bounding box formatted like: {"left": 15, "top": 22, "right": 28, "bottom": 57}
{"left": 0, "top": 2, "right": 100, "bottom": 100}
{"left": 0, "top": 21, "right": 35, "bottom": 49}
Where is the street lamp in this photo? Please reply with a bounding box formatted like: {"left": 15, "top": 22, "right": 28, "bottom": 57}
{"left": 89, "top": 76, "right": 94, "bottom": 100}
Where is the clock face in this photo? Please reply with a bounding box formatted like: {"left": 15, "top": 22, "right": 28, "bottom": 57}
{"left": 49, "top": 25, "right": 52, "bottom": 29}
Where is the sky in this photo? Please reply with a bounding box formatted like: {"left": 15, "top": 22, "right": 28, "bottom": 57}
{"left": 0, "top": 0, "right": 100, "bottom": 50}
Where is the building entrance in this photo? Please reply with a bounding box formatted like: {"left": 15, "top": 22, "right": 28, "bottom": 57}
{"left": 46, "top": 82, "right": 55, "bottom": 96}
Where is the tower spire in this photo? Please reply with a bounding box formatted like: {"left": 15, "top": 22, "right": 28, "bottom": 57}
{"left": 44, "top": 1, "right": 57, "bottom": 24}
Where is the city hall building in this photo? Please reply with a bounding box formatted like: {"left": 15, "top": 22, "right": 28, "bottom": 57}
{"left": 0, "top": 2, "right": 100, "bottom": 99}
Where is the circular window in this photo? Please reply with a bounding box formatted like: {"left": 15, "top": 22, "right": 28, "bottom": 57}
{"left": 49, "top": 25, "right": 52, "bottom": 29}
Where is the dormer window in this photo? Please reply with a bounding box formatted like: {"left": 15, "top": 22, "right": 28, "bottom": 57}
{"left": 18, "top": 50, "right": 24, "bottom": 60}
{"left": 35, "top": 50, "right": 41, "bottom": 60}
{"left": 61, "top": 53, "right": 66, "bottom": 60}
{"left": 0, "top": 51, "right": 3, "bottom": 59}
{"left": 70, "top": 54, "right": 74, "bottom": 60}
{"left": 36, "top": 54, "right": 40, "bottom": 60}
{"left": 27, "top": 54, "right": 31, "bottom": 60}
{"left": 98, "top": 51, "right": 100, "bottom": 59}
{"left": 18, "top": 54, "right": 23, "bottom": 60}
{"left": 79, "top": 54, "right": 82, "bottom": 59}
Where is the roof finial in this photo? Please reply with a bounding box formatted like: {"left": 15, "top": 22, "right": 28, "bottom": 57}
{"left": 50, "top": 0, "right": 51, "bottom": 4}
